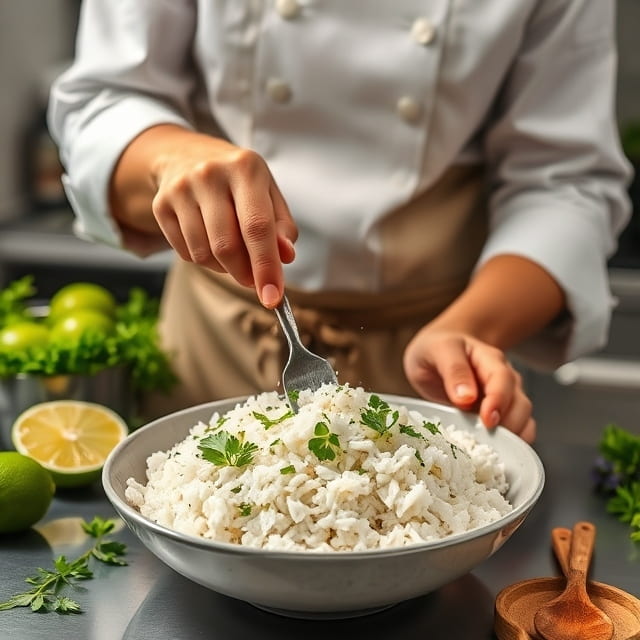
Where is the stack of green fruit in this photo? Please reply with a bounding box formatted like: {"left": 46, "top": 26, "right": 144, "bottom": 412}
{"left": 1, "top": 282, "right": 117, "bottom": 350}
{"left": 0, "top": 276, "right": 176, "bottom": 393}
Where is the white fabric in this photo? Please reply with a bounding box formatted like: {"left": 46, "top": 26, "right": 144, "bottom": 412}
{"left": 48, "top": 0, "right": 632, "bottom": 366}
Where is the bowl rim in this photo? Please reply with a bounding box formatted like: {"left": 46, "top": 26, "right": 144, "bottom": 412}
{"left": 103, "top": 393, "right": 545, "bottom": 560}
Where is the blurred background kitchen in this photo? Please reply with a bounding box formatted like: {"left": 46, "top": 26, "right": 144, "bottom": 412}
{"left": 0, "top": 0, "right": 638, "bottom": 440}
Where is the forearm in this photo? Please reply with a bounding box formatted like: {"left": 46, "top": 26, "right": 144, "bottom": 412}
{"left": 428, "top": 254, "right": 566, "bottom": 350}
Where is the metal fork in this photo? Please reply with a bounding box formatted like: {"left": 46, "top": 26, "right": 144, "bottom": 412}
{"left": 274, "top": 294, "right": 338, "bottom": 412}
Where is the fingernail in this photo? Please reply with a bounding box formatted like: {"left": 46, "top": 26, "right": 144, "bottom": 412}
{"left": 455, "top": 384, "right": 474, "bottom": 401}
{"left": 260, "top": 284, "right": 280, "bottom": 308}
{"left": 489, "top": 410, "right": 501, "bottom": 428}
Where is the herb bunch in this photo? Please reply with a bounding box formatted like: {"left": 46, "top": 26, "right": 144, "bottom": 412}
{"left": 593, "top": 423, "right": 640, "bottom": 542}
{"left": 0, "top": 516, "right": 127, "bottom": 614}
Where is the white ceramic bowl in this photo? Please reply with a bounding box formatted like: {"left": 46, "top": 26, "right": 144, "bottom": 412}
{"left": 102, "top": 394, "right": 544, "bottom": 619}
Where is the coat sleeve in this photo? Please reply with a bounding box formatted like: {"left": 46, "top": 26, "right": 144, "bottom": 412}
{"left": 47, "top": 0, "right": 198, "bottom": 247}
{"left": 478, "top": 0, "right": 633, "bottom": 369}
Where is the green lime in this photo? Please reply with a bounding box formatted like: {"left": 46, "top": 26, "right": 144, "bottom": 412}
{"left": 0, "top": 451, "right": 55, "bottom": 534}
{"left": 49, "top": 282, "right": 117, "bottom": 321}
{"left": 49, "top": 309, "right": 115, "bottom": 342}
{"left": 0, "top": 321, "right": 49, "bottom": 352}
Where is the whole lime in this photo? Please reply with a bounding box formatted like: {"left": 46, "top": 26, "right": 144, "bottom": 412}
{"left": 0, "top": 451, "right": 55, "bottom": 534}
{"left": 49, "top": 309, "right": 115, "bottom": 342}
{"left": 49, "top": 282, "right": 117, "bottom": 322}
{"left": 0, "top": 321, "right": 49, "bottom": 352}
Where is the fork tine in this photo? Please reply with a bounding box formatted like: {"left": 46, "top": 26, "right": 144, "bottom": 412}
{"left": 274, "top": 295, "right": 337, "bottom": 412}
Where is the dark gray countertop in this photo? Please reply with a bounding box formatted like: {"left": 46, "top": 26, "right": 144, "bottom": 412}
{"left": 1, "top": 436, "right": 638, "bottom": 640}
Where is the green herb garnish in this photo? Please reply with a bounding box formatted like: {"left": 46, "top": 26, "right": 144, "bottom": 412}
{"left": 252, "top": 409, "right": 293, "bottom": 430}
{"left": 198, "top": 430, "right": 258, "bottom": 467}
{"left": 308, "top": 421, "right": 341, "bottom": 461}
{"left": 280, "top": 465, "right": 295, "bottom": 474}
{"left": 422, "top": 421, "right": 441, "bottom": 435}
{"left": 594, "top": 423, "right": 640, "bottom": 542}
{"left": 399, "top": 424, "right": 424, "bottom": 439}
{"left": 0, "top": 516, "right": 127, "bottom": 614}
{"left": 238, "top": 503, "right": 253, "bottom": 517}
{"left": 360, "top": 394, "right": 399, "bottom": 437}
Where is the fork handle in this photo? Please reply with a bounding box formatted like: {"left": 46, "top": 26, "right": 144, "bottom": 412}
{"left": 274, "top": 295, "right": 301, "bottom": 349}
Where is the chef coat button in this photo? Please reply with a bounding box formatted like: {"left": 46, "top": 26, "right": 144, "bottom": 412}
{"left": 396, "top": 96, "right": 422, "bottom": 123}
{"left": 266, "top": 77, "right": 292, "bottom": 103}
{"left": 276, "top": 0, "right": 300, "bottom": 19}
{"left": 411, "top": 17, "right": 436, "bottom": 45}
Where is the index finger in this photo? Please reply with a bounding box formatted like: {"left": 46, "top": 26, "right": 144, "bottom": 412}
{"left": 233, "top": 181, "right": 285, "bottom": 308}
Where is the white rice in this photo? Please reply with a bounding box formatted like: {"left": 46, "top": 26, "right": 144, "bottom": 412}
{"left": 125, "top": 384, "right": 512, "bottom": 552}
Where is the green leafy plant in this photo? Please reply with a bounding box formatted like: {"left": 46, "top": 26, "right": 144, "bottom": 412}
{"left": 0, "top": 276, "right": 36, "bottom": 327}
{"left": 593, "top": 424, "right": 640, "bottom": 542}
{"left": 0, "top": 516, "right": 127, "bottom": 614}
{"left": 0, "top": 276, "right": 176, "bottom": 393}
{"left": 198, "top": 430, "right": 259, "bottom": 468}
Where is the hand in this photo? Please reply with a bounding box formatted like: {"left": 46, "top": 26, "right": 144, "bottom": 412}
{"left": 403, "top": 327, "right": 536, "bottom": 443}
{"left": 125, "top": 126, "right": 298, "bottom": 308}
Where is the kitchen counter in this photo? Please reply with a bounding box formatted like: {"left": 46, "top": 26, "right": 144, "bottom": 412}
{"left": 0, "top": 209, "right": 172, "bottom": 274}
{"left": 1, "top": 431, "right": 638, "bottom": 640}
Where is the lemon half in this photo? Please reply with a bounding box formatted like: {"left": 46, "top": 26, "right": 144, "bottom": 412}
{"left": 12, "top": 400, "right": 129, "bottom": 488}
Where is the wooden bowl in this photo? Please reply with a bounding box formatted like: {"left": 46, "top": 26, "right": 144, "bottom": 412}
{"left": 494, "top": 576, "right": 640, "bottom": 640}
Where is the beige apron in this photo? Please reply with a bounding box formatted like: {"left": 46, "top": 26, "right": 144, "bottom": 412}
{"left": 141, "top": 165, "right": 487, "bottom": 420}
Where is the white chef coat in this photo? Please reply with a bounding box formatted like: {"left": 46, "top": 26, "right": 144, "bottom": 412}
{"left": 48, "top": 0, "right": 632, "bottom": 367}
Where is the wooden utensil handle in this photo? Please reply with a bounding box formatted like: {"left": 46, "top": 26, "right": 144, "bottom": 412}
{"left": 569, "top": 521, "right": 596, "bottom": 576}
{"left": 551, "top": 527, "right": 571, "bottom": 576}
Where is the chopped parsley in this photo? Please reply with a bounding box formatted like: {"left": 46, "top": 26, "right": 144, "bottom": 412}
{"left": 308, "top": 421, "right": 341, "bottom": 461}
{"left": 360, "top": 394, "right": 399, "bottom": 437}
{"left": 252, "top": 410, "right": 293, "bottom": 430}
{"left": 198, "top": 430, "right": 258, "bottom": 467}
{"left": 280, "top": 465, "right": 296, "bottom": 475}
{"left": 399, "top": 424, "right": 424, "bottom": 439}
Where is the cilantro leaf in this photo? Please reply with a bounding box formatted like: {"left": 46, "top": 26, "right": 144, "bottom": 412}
{"left": 360, "top": 395, "right": 399, "bottom": 437}
{"left": 252, "top": 409, "right": 293, "bottom": 430}
{"left": 199, "top": 430, "right": 258, "bottom": 467}
{"left": 308, "top": 421, "right": 341, "bottom": 461}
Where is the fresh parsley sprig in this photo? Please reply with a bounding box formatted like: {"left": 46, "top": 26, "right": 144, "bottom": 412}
{"left": 0, "top": 516, "right": 127, "bottom": 614}
{"left": 360, "top": 394, "right": 399, "bottom": 438}
{"left": 308, "top": 421, "right": 341, "bottom": 461}
{"left": 593, "top": 423, "right": 640, "bottom": 542}
{"left": 198, "top": 430, "right": 258, "bottom": 467}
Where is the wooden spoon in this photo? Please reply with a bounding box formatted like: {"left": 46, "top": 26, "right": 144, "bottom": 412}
{"left": 550, "top": 526, "right": 572, "bottom": 576}
{"left": 534, "top": 521, "right": 615, "bottom": 640}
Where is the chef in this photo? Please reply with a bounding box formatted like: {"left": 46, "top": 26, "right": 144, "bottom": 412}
{"left": 48, "top": 0, "right": 632, "bottom": 442}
